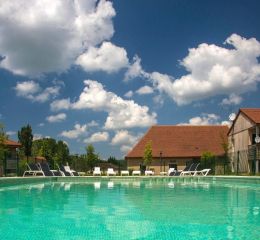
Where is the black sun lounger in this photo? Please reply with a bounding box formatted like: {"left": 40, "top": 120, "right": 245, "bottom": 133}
{"left": 170, "top": 163, "right": 195, "bottom": 176}
{"left": 180, "top": 163, "right": 200, "bottom": 176}
{"left": 38, "top": 163, "right": 62, "bottom": 176}
{"left": 23, "top": 163, "right": 43, "bottom": 177}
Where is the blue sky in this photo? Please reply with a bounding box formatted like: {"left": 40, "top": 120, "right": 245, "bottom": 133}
{"left": 1, "top": 0, "right": 260, "bottom": 159}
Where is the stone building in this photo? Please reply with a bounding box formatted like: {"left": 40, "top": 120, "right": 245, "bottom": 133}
{"left": 126, "top": 125, "right": 229, "bottom": 175}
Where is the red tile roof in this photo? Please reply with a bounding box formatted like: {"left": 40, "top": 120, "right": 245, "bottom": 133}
{"left": 228, "top": 108, "right": 260, "bottom": 135}
{"left": 240, "top": 108, "right": 260, "bottom": 124}
{"left": 4, "top": 139, "right": 21, "bottom": 148}
{"left": 126, "top": 125, "right": 229, "bottom": 158}
{"left": 35, "top": 156, "right": 46, "bottom": 162}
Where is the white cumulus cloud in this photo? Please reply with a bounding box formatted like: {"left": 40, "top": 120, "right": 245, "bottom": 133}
{"left": 125, "top": 34, "right": 260, "bottom": 106}
{"left": 73, "top": 80, "right": 157, "bottom": 129}
{"left": 15, "top": 81, "right": 40, "bottom": 96}
{"left": 124, "top": 55, "right": 144, "bottom": 81}
{"left": 221, "top": 93, "right": 243, "bottom": 105}
{"left": 111, "top": 130, "right": 140, "bottom": 145}
{"left": 60, "top": 123, "right": 87, "bottom": 139}
{"left": 84, "top": 131, "right": 109, "bottom": 143}
{"left": 111, "top": 130, "right": 142, "bottom": 153}
{"left": 148, "top": 34, "right": 260, "bottom": 105}
{"left": 46, "top": 113, "right": 66, "bottom": 123}
{"left": 178, "top": 113, "right": 230, "bottom": 126}
{"left": 6, "top": 131, "right": 16, "bottom": 136}
{"left": 76, "top": 42, "right": 129, "bottom": 73}
{"left": 50, "top": 98, "right": 71, "bottom": 111}
{"left": 0, "top": 0, "right": 116, "bottom": 76}
{"left": 87, "top": 120, "right": 99, "bottom": 127}
{"left": 124, "top": 90, "right": 134, "bottom": 98}
{"left": 34, "top": 86, "right": 60, "bottom": 103}
{"left": 120, "top": 145, "right": 132, "bottom": 154}
{"left": 136, "top": 85, "right": 154, "bottom": 95}
{"left": 15, "top": 81, "right": 60, "bottom": 102}
{"left": 33, "top": 134, "right": 43, "bottom": 141}
{"left": 54, "top": 80, "right": 157, "bottom": 129}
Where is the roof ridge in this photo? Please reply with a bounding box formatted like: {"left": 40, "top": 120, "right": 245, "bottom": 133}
{"left": 239, "top": 108, "right": 260, "bottom": 124}
{"left": 152, "top": 125, "right": 228, "bottom": 127}
{"left": 125, "top": 126, "right": 153, "bottom": 157}
{"left": 4, "top": 139, "right": 21, "bottom": 147}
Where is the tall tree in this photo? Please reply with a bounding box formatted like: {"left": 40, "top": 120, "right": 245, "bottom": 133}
{"left": 107, "top": 156, "right": 117, "bottom": 165}
{"left": 70, "top": 154, "right": 87, "bottom": 172}
{"left": 143, "top": 141, "right": 153, "bottom": 170}
{"left": 32, "top": 138, "right": 59, "bottom": 168}
{"left": 107, "top": 156, "right": 127, "bottom": 170}
{"left": 86, "top": 144, "right": 98, "bottom": 171}
{"left": 201, "top": 151, "right": 215, "bottom": 174}
{"left": 0, "top": 123, "right": 8, "bottom": 163}
{"left": 220, "top": 132, "right": 231, "bottom": 174}
{"left": 18, "top": 124, "right": 33, "bottom": 162}
{"left": 53, "top": 140, "right": 70, "bottom": 166}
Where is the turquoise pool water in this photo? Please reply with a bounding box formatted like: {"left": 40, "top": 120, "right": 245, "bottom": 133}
{"left": 0, "top": 178, "right": 260, "bottom": 239}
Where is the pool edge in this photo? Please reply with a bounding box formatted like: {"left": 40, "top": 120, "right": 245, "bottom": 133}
{"left": 1, "top": 175, "right": 260, "bottom": 187}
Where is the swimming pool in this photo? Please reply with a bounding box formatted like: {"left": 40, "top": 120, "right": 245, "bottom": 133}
{"left": 0, "top": 177, "right": 260, "bottom": 239}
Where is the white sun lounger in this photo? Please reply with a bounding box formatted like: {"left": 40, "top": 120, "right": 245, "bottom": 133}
{"left": 145, "top": 170, "right": 154, "bottom": 176}
{"left": 132, "top": 170, "right": 141, "bottom": 176}
{"left": 63, "top": 165, "right": 79, "bottom": 176}
{"left": 121, "top": 170, "right": 129, "bottom": 176}
{"left": 107, "top": 168, "right": 116, "bottom": 176}
{"left": 193, "top": 169, "right": 211, "bottom": 176}
{"left": 167, "top": 168, "right": 175, "bottom": 176}
{"left": 93, "top": 167, "right": 101, "bottom": 176}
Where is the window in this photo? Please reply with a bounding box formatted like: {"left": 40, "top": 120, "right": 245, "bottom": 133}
{"left": 252, "top": 134, "right": 256, "bottom": 144}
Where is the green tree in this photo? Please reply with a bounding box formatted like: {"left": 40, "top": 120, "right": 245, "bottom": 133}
{"left": 107, "top": 156, "right": 117, "bottom": 165}
{"left": 143, "top": 141, "right": 152, "bottom": 170}
{"left": 70, "top": 154, "right": 87, "bottom": 172}
{"left": 42, "top": 138, "right": 57, "bottom": 162}
{"left": 201, "top": 151, "right": 215, "bottom": 174}
{"left": 107, "top": 156, "right": 127, "bottom": 170}
{"left": 0, "top": 123, "right": 8, "bottom": 165}
{"left": 220, "top": 132, "right": 231, "bottom": 174}
{"left": 32, "top": 138, "right": 59, "bottom": 168}
{"left": 53, "top": 141, "right": 70, "bottom": 166}
{"left": 86, "top": 144, "right": 98, "bottom": 171}
{"left": 31, "top": 138, "right": 71, "bottom": 169}
{"left": 18, "top": 124, "right": 33, "bottom": 162}
{"left": 32, "top": 139, "right": 42, "bottom": 157}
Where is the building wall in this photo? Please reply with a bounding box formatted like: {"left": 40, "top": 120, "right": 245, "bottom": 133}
{"left": 6, "top": 147, "right": 19, "bottom": 173}
{"left": 0, "top": 147, "right": 18, "bottom": 176}
{"left": 126, "top": 157, "right": 195, "bottom": 174}
{"left": 228, "top": 113, "right": 254, "bottom": 152}
{"left": 233, "top": 113, "right": 254, "bottom": 134}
